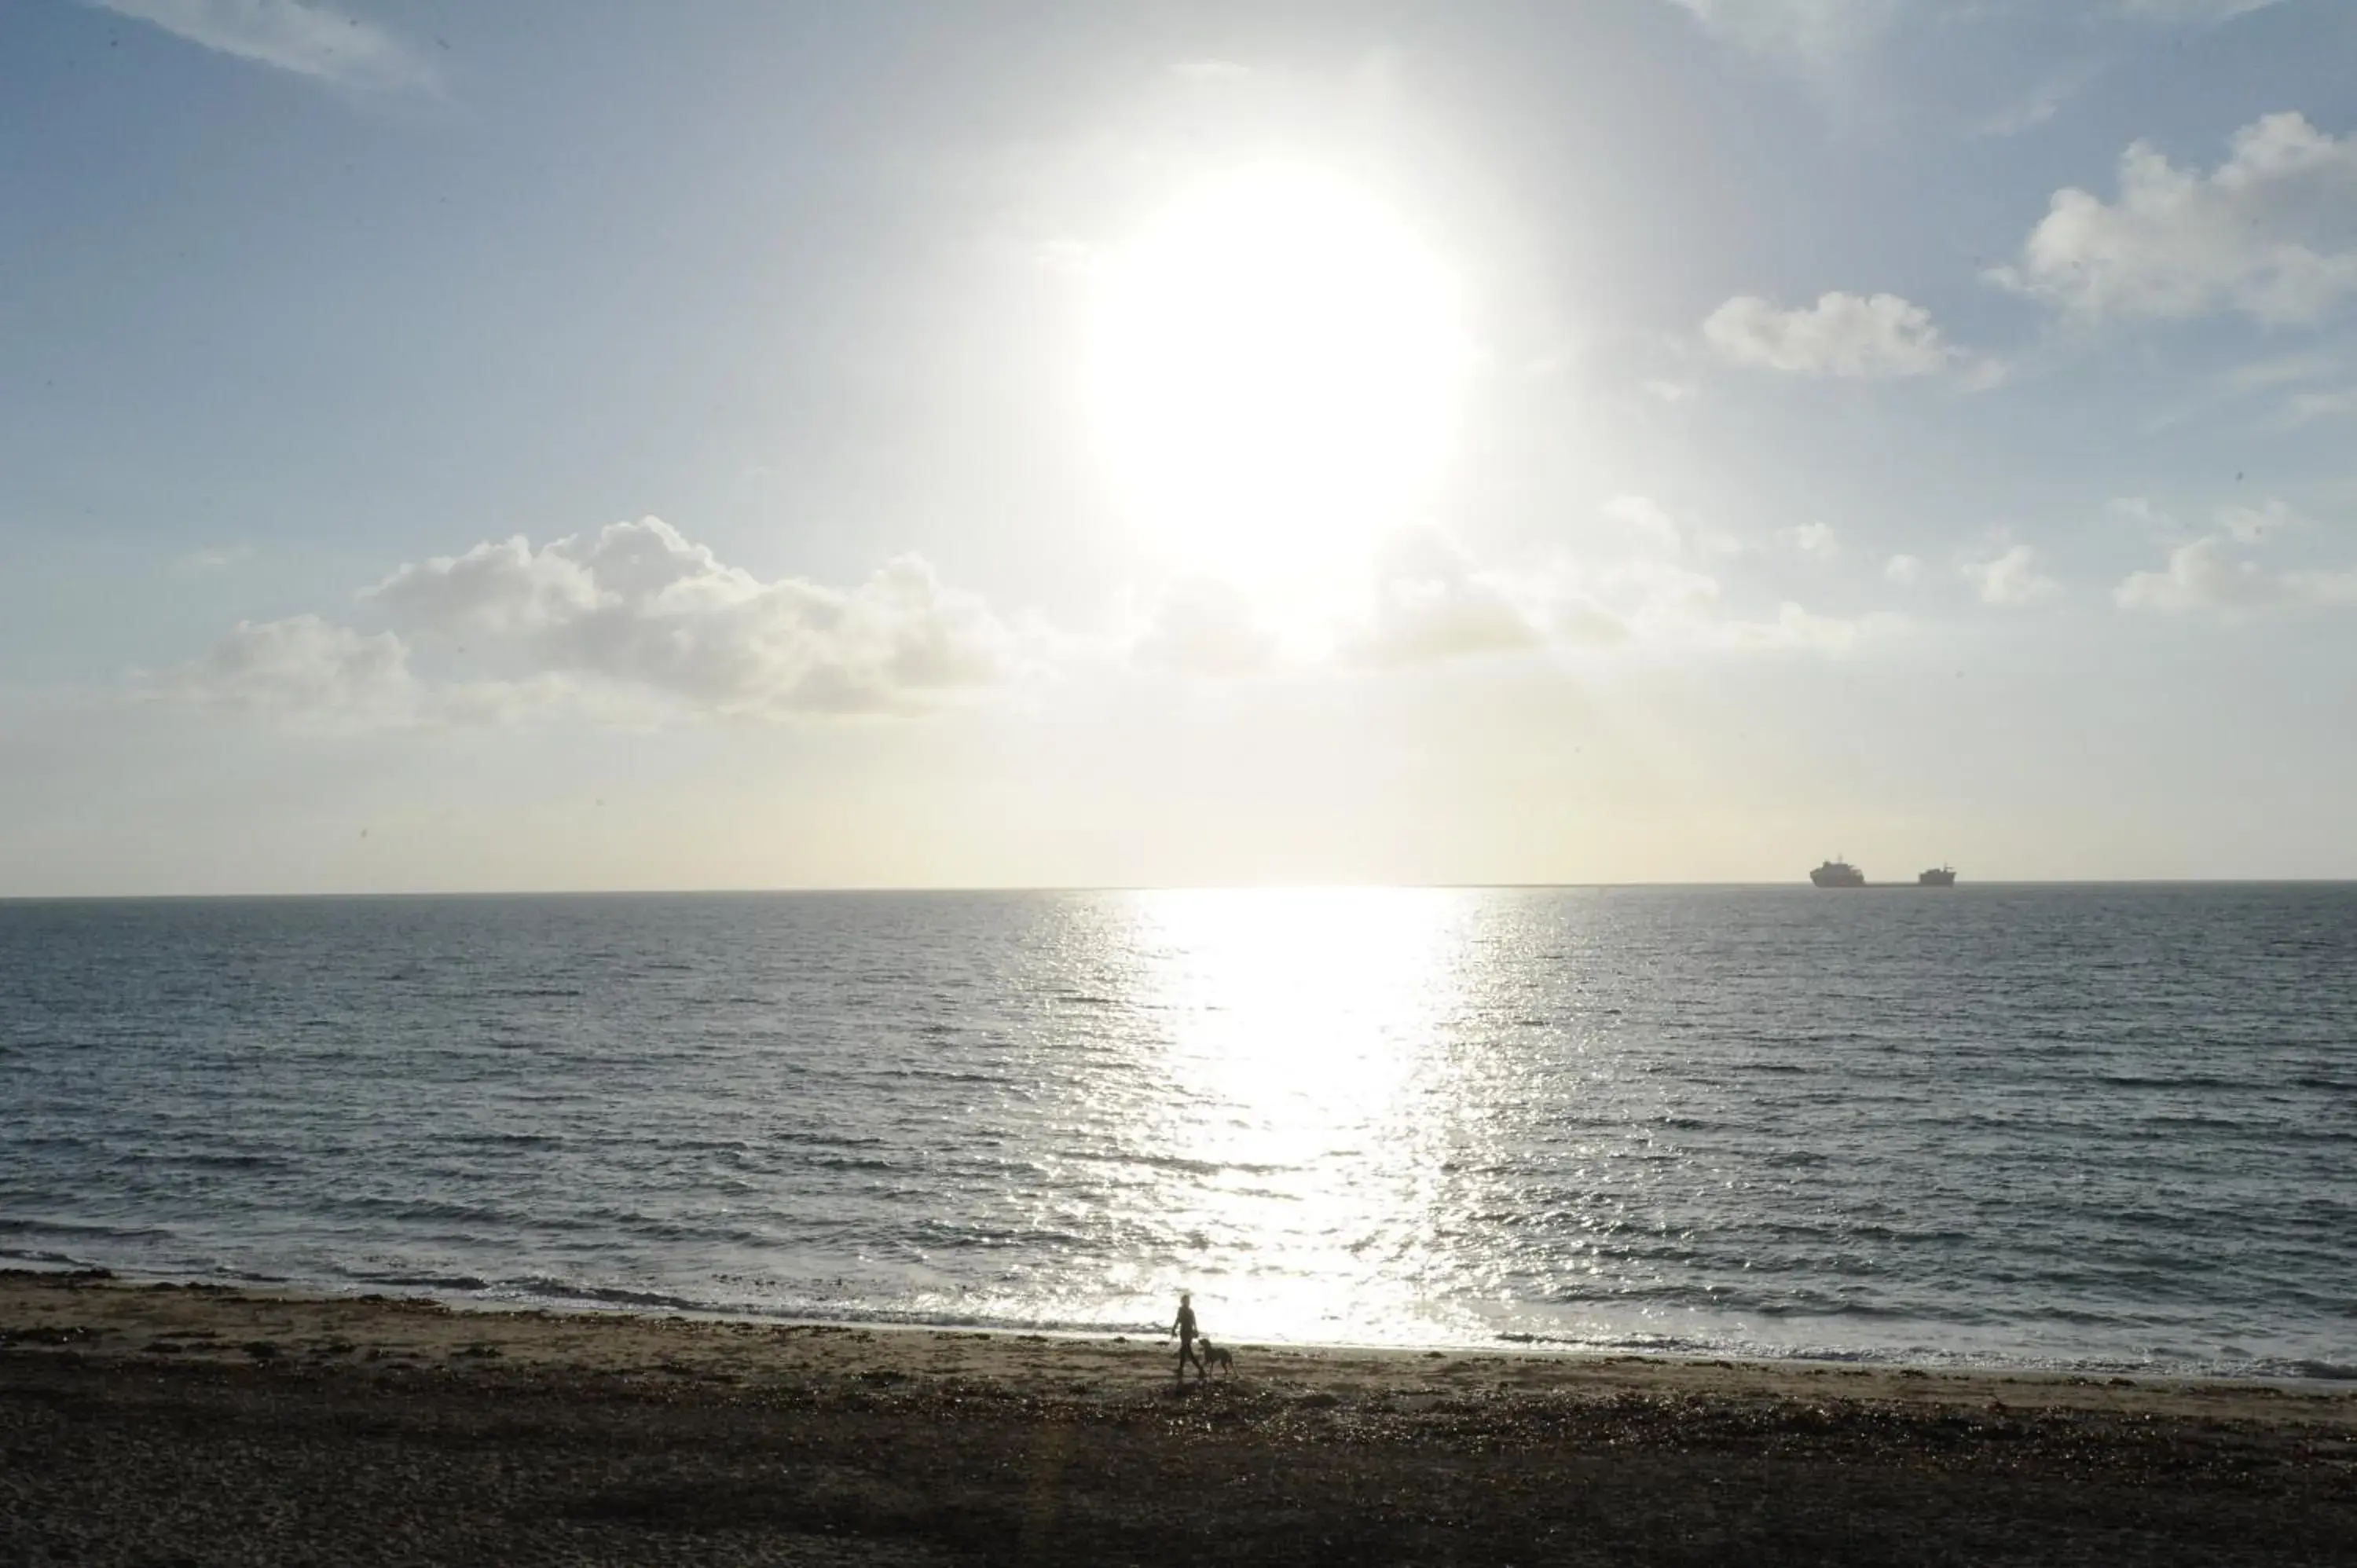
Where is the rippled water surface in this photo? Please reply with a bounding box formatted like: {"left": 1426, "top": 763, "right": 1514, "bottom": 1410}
{"left": 4, "top": 887, "right": 2352, "bottom": 1376}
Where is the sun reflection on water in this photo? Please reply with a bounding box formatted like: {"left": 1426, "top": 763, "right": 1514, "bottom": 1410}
{"left": 1108, "top": 887, "right": 1481, "bottom": 1343}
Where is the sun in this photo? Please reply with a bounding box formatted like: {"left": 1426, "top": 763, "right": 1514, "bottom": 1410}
{"left": 1090, "top": 167, "right": 1464, "bottom": 577}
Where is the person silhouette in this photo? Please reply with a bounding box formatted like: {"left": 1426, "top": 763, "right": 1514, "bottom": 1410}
{"left": 1168, "top": 1291, "right": 1203, "bottom": 1383}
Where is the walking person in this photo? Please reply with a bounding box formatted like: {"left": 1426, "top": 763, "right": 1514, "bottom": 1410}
{"left": 1168, "top": 1291, "right": 1203, "bottom": 1383}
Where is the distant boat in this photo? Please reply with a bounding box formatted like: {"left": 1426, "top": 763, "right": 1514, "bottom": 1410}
{"left": 1918, "top": 865, "right": 1957, "bottom": 887}
{"left": 1809, "top": 858, "right": 1865, "bottom": 888}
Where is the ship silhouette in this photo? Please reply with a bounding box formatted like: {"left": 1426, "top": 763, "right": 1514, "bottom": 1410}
{"left": 1807, "top": 859, "right": 1959, "bottom": 887}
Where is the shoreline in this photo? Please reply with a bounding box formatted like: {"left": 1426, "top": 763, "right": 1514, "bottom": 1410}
{"left": 8, "top": 1269, "right": 2355, "bottom": 1565}
{"left": 6, "top": 1269, "right": 2353, "bottom": 1420}
{"left": 8, "top": 1260, "right": 2348, "bottom": 1390}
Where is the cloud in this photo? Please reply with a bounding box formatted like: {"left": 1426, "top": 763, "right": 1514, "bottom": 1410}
{"left": 90, "top": 0, "right": 431, "bottom": 90}
{"left": 2117, "top": 536, "right": 2357, "bottom": 614}
{"left": 1549, "top": 500, "right": 1897, "bottom": 654}
{"left": 1149, "top": 507, "right": 1897, "bottom": 676}
{"left": 178, "top": 518, "right": 1023, "bottom": 727}
{"left": 2115, "top": 0, "right": 2283, "bottom": 23}
{"left": 1343, "top": 532, "right": 1547, "bottom": 669}
{"left": 1662, "top": 0, "right": 1895, "bottom": 68}
{"left": 171, "top": 509, "right": 1901, "bottom": 726}
{"left": 1885, "top": 554, "right": 1925, "bottom": 584}
{"left": 2225, "top": 353, "right": 2341, "bottom": 393}
{"left": 2110, "top": 493, "right": 2310, "bottom": 544}
{"left": 365, "top": 533, "right": 601, "bottom": 636}
{"left": 369, "top": 518, "right": 1017, "bottom": 716}
{"left": 2280, "top": 387, "right": 2357, "bottom": 424}
{"left": 1989, "top": 112, "right": 2357, "bottom": 324}
{"left": 1171, "top": 59, "right": 1252, "bottom": 82}
{"left": 2203, "top": 353, "right": 2357, "bottom": 427}
{"left": 1601, "top": 493, "right": 1685, "bottom": 550}
{"left": 1664, "top": 0, "right": 2271, "bottom": 74}
{"left": 2216, "top": 498, "right": 2307, "bottom": 543}
{"left": 1725, "top": 601, "right": 1887, "bottom": 653}
{"left": 1703, "top": 292, "right": 1956, "bottom": 378}
{"left": 1972, "top": 71, "right": 2091, "bottom": 139}
{"left": 175, "top": 614, "right": 420, "bottom": 728}
{"left": 1783, "top": 522, "right": 1840, "bottom": 558}
{"left": 1962, "top": 544, "right": 2062, "bottom": 605}
{"left": 1132, "top": 578, "right": 1278, "bottom": 676}
{"left": 178, "top": 541, "right": 254, "bottom": 572}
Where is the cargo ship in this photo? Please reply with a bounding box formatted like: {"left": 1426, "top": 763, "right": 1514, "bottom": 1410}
{"left": 1918, "top": 865, "right": 1957, "bottom": 887}
{"left": 1809, "top": 858, "right": 1866, "bottom": 888}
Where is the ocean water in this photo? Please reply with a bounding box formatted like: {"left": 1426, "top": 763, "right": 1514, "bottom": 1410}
{"left": 2, "top": 886, "right": 2352, "bottom": 1379}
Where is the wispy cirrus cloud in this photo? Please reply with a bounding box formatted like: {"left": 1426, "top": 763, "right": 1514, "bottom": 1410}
{"left": 88, "top": 0, "right": 432, "bottom": 91}
{"left": 1660, "top": 0, "right": 1896, "bottom": 69}
{"left": 2114, "top": 0, "right": 2284, "bottom": 24}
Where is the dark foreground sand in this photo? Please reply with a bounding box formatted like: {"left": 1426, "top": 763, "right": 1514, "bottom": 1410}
{"left": 5, "top": 1271, "right": 2354, "bottom": 1566}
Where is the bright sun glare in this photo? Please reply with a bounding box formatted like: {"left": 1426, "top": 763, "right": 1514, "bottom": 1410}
{"left": 1092, "top": 167, "right": 1464, "bottom": 574}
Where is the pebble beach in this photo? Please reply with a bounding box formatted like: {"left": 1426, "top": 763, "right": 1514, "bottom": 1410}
{"left": 6, "top": 1270, "right": 2354, "bottom": 1566}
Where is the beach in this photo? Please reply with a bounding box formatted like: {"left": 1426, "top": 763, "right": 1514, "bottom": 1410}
{"left": 5, "top": 1271, "right": 2353, "bottom": 1565}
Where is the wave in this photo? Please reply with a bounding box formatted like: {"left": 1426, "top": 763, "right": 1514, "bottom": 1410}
{"left": 0, "top": 1217, "right": 178, "bottom": 1244}
{"left": 1059, "top": 1151, "right": 1295, "bottom": 1178}
{"left": 0, "top": 1247, "right": 96, "bottom": 1269}
{"left": 160, "top": 1152, "right": 293, "bottom": 1171}
{"left": 336, "top": 1268, "right": 493, "bottom": 1292}
{"left": 487, "top": 1277, "right": 727, "bottom": 1314}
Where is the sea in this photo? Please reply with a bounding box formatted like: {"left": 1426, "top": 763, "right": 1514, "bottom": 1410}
{"left": 3, "top": 886, "right": 2352, "bottom": 1379}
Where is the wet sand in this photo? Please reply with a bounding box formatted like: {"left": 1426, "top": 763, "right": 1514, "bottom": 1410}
{"left": 5, "top": 1270, "right": 2354, "bottom": 1565}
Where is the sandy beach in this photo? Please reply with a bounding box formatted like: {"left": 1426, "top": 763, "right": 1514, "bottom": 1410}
{"left": 4, "top": 1270, "right": 2353, "bottom": 1565}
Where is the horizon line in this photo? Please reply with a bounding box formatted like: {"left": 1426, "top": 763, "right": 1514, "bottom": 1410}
{"left": 6, "top": 878, "right": 2357, "bottom": 903}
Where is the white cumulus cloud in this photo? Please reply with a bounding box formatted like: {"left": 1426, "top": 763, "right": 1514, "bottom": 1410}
{"left": 178, "top": 518, "right": 1024, "bottom": 726}
{"left": 1784, "top": 522, "right": 1841, "bottom": 558}
{"left": 1703, "top": 292, "right": 1956, "bottom": 378}
{"left": 1990, "top": 112, "right": 2357, "bottom": 324}
{"left": 365, "top": 518, "right": 1016, "bottom": 717}
{"left": 90, "top": 0, "right": 431, "bottom": 90}
{"left": 1963, "top": 544, "right": 2062, "bottom": 606}
{"left": 2116, "top": 535, "right": 2357, "bottom": 614}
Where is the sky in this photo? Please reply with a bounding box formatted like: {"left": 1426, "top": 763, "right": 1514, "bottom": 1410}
{"left": 3, "top": 0, "right": 2355, "bottom": 893}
